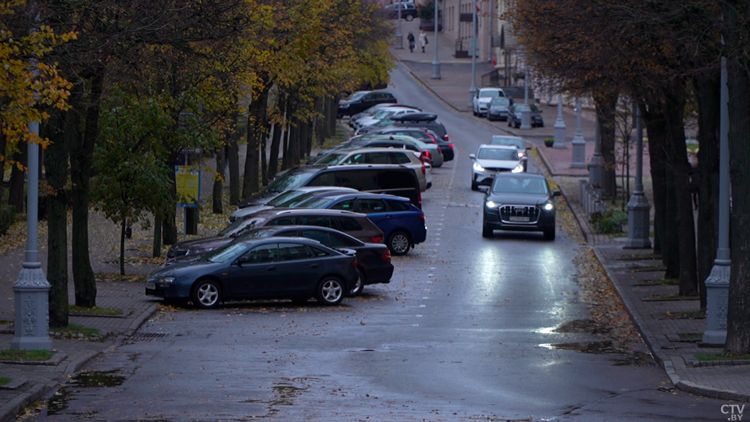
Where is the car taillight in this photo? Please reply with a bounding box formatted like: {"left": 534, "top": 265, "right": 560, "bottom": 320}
{"left": 418, "top": 191, "right": 422, "bottom": 206}
{"left": 371, "top": 236, "right": 384, "bottom": 244}
{"left": 352, "top": 259, "right": 358, "bottom": 268}
{"left": 421, "top": 162, "right": 426, "bottom": 174}
{"left": 381, "top": 249, "right": 392, "bottom": 262}
{"left": 419, "top": 214, "right": 425, "bottom": 223}
{"left": 437, "top": 146, "right": 443, "bottom": 154}
{"left": 444, "top": 134, "right": 449, "bottom": 141}
{"left": 424, "top": 150, "right": 431, "bottom": 158}
{"left": 449, "top": 143, "right": 454, "bottom": 148}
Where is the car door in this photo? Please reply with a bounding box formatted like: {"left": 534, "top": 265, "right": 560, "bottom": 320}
{"left": 355, "top": 198, "right": 397, "bottom": 240}
{"left": 275, "top": 242, "right": 324, "bottom": 295}
{"left": 228, "top": 243, "right": 280, "bottom": 298}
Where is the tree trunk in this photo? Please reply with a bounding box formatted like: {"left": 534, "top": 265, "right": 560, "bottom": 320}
{"left": 724, "top": 0, "right": 750, "bottom": 354}
{"left": 663, "top": 81, "right": 698, "bottom": 297}
{"left": 268, "top": 121, "right": 282, "bottom": 180}
{"left": 643, "top": 101, "right": 667, "bottom": 257}
{"left": 162, "top": 164, "right": 178, "bottom": 245}
{"left": 693, "top": 73, "right": 720, "bottom": 311}
{"left": 120, "top": 217, "right": 126, "bottom": 275}
{"left": 8, "top": 147, "right": 27, "bottom": 213}
{"left": 227, "top": 133, "right": 240, "bottom": 206}
{"left": 594, "top": 91, "right": 618, "bottom": 199}
{"left": 212, "top": 146, "right": 225, "bottom": 214}
{"left": 70, "top": 71, "right": 104, "bottom": 308}
{"left": 281, "top": 121, "right": 290, "bottom": 171}
{"left": 242, "top": 83, "right": 270, "bottom": 200}
{"left": 153, "top": 217, "right": 162, "bottom": 258}
{"left": 43, "top": 105, "right": 74, "bottom": 328}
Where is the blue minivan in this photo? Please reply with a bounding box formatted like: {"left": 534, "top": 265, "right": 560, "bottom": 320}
{"left": 295, "top": 192, "right": 427, "bottom": 256}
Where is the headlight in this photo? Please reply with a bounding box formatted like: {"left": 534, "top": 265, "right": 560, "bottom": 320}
{"left": 473, "top": 162, "right": 485, "bottom": 171}
{"left": 543, "top": 203, "right": 554, "bottom": 211}
{"left": 159, "top": 276, "right": 176, "bottom": 284}
{"left": 517, "top": 151, "right": 524, "bottom": 158}
{"left": 512, "top": 163, "right": 525, "bottom": 173}
{"left": 486, "top": 200, "right": 499, "bottom": 209}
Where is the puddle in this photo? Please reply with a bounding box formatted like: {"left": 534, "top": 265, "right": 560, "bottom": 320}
{"left": 46, "top": 370, "right": 127, "bottom": 415}
{"left": 549, "top": 319, "right": 611, "bottom": 335}
{"left": 539, "top": 341, "right": 655, "bottom": 366}
{"left": 271, "top": 384, "right": 305, "bottom": 406}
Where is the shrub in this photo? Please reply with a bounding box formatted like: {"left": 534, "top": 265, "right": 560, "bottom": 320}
{"left": 0, "top": 204, "right": 16, "bottom": 235}
{"left": 589, "top": 209, "right": 627, "bottom": 234}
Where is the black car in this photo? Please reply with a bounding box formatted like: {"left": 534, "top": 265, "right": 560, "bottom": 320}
{"left": 383, "top": 2, "right": 418, "bottom": 20}
{"left": 146, "top": 237, "right": 359, "bottom": 308}
{"left": 507, "top": 104, "right": 544, "bottom": 128}
{"left": 309, "top": 138, "right": 424, "bottom": 165}
{"left": 167, "top": 226, "right": 394, "bottom": 297}
{"left": 367, "top": 127, "right": 454, "bottom": 161}
{"left": 480, "top": 173, "right": 561, "bottom": 240}
{"left": 338, "top": 91, "right": 397, "bottom": 118}
{"left": 378, "top": 113, "right": 449, "bottom": 141}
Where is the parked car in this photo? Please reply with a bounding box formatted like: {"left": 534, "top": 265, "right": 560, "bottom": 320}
{"left": 338, "top": 91, "right": 397, "bottom": 118}
{"left": 147, "top": 237, "right": 359, "bottom": 308}
{"left": 480, "top": 173, "right": 561, "bottom": 240}
{"left": 367, "top": 127, "right": 455, "bottom": 161}
{"left": 356, "top": 113, "right": 449, "bottom": 142}
{"left": 167, "top": 208, "right": 385, "bottom": 261}
{"left": 240, "top": 164, "right": 422, "bottom": 209}
{"left": 349, "top": 104, "right": 421, "bottom": 124}
{"left": 472, "top": 88, "right": 506, "bottom": 117}
{"left": 311, "top": 147, "right": 431, "bottom": 192}
{"left": 508, "top": 103, "right": 544, "bottom": 128}
{"left": 316, "top": 134, "right": 443, "bottom": 168}
{"left": 166, "top": 226, "right": 394, "bottom": 297}
{"left": 230, "top": 186, "right": 359, "bottom": 222}
{"left": 486, "top": 97, "right": 514, "bottom": 121}
{"left": 469, "top": 144, "right": 525, "bottom": 190}
{"left": 350, "top": 107, "right": 419, "bottom": 131}
{"left": 294, "top": 192, "right": 427, "bottom": 256}
{"left": 383, "top": 2, "right": 418, "bottom": 20}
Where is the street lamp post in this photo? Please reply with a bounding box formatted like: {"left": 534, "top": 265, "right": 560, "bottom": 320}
{"left": 519, "top": 66, "right": 532, "bottom": 130}
{"left": 624, "top": 105, "right": 651, "bottom": 249}
{"left": 468, "top": 0, "right": 478, "bottom": 107}
{"left": 396, "top": 5, "right": 403, "bottom": 49}
{"left": 703, "top": 55, "right": 731, "bottom": 345}
{"left": 571, "top": 98, "right": 586, "bottom": 168}
{"left": 431, "top": 0, "right": 441, "bottom": 80}
{"left": 588, "top": 113, "right": 604, "bottom": 188}
{"left": 553, "top": 94, "right": 566, "bottom": 148}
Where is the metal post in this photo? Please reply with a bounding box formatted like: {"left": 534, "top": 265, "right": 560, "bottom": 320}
{"left": 624, "top": 104, "right": 651, "bottom": 249}
{"left": 431, "top": 0, "right": 441, "bottom": 80}
{"left": 553, "top": 93, "right": 566, "bottom": 148}
{"left": 12, "top": 119, "right": 52, "bottom": 351}
{"left": 571, "top": 98, "right": 586, "bottom": 168}
{"left": 519, "top": 66, "right": 532, "bottom": 130}
{"left": 396, "top": 5, "right": 403, "bottom": 49}
{"left": 468, "top": 0, "right": 478, "bottom": 107}
{"left": 703, "top": 55, "right": 731, "bottom": 345}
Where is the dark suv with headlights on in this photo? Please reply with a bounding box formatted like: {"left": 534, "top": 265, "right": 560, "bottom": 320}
{"left": 480, "top": 173, "right": 561, "bottom": 240}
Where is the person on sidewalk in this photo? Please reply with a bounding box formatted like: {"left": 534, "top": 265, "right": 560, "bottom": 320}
{"left": 407, "top": 32, "right": 415, "bottom": 53}
{"left": 419, "top": 31, "right": 427, "bottom": 53}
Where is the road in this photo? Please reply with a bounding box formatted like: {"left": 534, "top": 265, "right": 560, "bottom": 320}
{"left": 24, "top": 63, "right": 727, "bottom": 422}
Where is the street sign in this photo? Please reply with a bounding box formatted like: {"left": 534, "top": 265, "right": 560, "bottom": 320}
{"left": 175, "top": 165, "right": 201, "bottom": 208}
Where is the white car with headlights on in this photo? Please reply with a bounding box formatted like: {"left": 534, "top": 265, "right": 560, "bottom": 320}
{"left": 479, "top": 173, "right": 561, "bottom": 240}
{"left": 469, "top": 144, "right": 526, "bottom": 190}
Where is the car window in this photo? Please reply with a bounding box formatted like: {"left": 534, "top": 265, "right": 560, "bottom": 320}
{"left": 343, "top": 153, "right": 368, "bottom": 164}
{"left": 335, "top": 170, "right": 379, "bottom": 190}
{"left": 308, "top": 172, "right": 336, "bottom": 187}
{"left": 309, "top": 246, "right": 331, "bottom": 257}
{"left": 277, "top": 243, "right": 316, "bottom": 261}
{"left": 490, "top": 97, "right": 512, "bottom": 106}
{"left": 478, "top": 148, "right": 518, "bottom": 161}
{"left": 328, "top": 232, "right": 361, "bottom": 247}
{"left": 298, "top": 215, "right": 333, "bottom": 228}
{"left": 377, "top": 170, "right": 415, "bottom": 189}
{"left": 269, "top": 217, "right": 296, "bottom": 226}
{"left": 299, "top": 229, "right": 330, "bottom": 246}
{"left": 330, "top": 199, "right": 355, "bottom": 211}
{"left": 219, "top": 217, "right": 264, "bottom": 237}
{"left": 335, "top": 217, "right": 364, "bottom": 231}
{"left": 490, "top": 136, "right": 524, "bottom": 150}
{"left": 241, "top": 243, "right": 278, "bottom": 264}
{"left": 264, "top": 170, "right": 316, "bottom": 193}
{"left": 315, "top": 153, "right": 347, "bottom": 166}
{"left": 492, "top": 177, "right": 549, "bottom": 194}
{"left": 479, "top": 90, "right": 502, "bottom": 98}
{"left": 359, "top": 199, "right": 387, "bottom": 213}
{"left": 386, "top": 199, "right": 411, "bottom": 211}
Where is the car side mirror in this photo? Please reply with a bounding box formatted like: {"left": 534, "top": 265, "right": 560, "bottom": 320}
{"left": 469, "top": 154, "right": 476, "bottom": 160}
{"left": 525, "top": 146, "right": 532, "bottom": 151}
{"left": 553, "top": 190, "right": 562, "bottom": 197}
{"left": 236, "top": 256, "right": 251, "bottom": 265}
{"left": 478, "top": 186, "right": 489, "bottom": 193}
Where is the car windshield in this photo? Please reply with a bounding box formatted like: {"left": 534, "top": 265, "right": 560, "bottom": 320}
{"left": 490, "top": 136, "right": 524, "bottom": 150}
{"left": 266, "top": 190, "right": 309, "bottom": 207}
{"left": 479, "top": 90, "right": 502, "bottom": 98}
{"left": 204, "top": 242, "right": 250, "bottom": 263}
{"left": 490, "top": 98, "right": 512, "bottom": 106}
{"left": 347, "top": 92, "right": 367, "bottom": 101}
{"left": 275, "top": 191, "right": 330, "bottom": 207}
{"left": 296, "top": 196, "right": 335, "bottom": 209}
{"left": 492, "top": 177, "right": 549, "bottom": 195}
{"left": 218, "top": 216, "right": 266, "bottom": 237}
{"left": 235, "top": 228, "right": 280, "bottom": 241}
{"left": 314, "top": 153, "right": 347, "bottom": 166}
{"left": 263, "top": 170, "right": 317, "bottom": 193}
{"left": 477, "top": 148, "right": 519, "bottom": 161}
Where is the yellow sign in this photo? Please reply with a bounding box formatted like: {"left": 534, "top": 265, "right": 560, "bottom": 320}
{"left": 175, "top": 165, "right": 201, "bottom": 207}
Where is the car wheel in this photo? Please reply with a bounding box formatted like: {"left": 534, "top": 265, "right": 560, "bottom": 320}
{"left": 316, "top": 277, "right": 344, "bottom": 306}
{"left": 348, "top": 270, "right": 365, "bottom": 296}
{"left": 539, "top": 123, "right": 545, "bottom": 128}
{"left": 508, "top": 120, "right": 512, "bottom": 127}
{"left": 191, "top": 279, "right": 221, "bottom": 309}
{"left": 406, "top": 14, "right": 414, "bottom": 21}
{"left": 543, "top": 226, "right": 556, "bottom": 240}
{"left": 471, "top": 176, "right": 479, "bottom": 191}
{"left": 387, "top": 231, "right": 411, "bottom": 256}
{"left": 473, "top": 108, "right": 478, "bottom": 116}
{"left": 482, "top": 224, "right": 493, "bottom": 238}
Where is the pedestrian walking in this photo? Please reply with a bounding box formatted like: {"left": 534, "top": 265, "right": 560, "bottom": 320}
{"left": 407, "top": 32, "right": 415, "bottom": 53}
{"left": 419, "top": 31, "right": 427, "bottom": 53}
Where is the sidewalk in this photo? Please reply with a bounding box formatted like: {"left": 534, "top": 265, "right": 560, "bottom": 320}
{"left": 0, "top": 21, "right": 745, "bottom": 422}
{"left": 393, "top": 19, "right": 750, "bottom": 402}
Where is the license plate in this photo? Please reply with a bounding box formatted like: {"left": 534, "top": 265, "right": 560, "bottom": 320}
{"left": 509, "top": 216, "right": 529, "bottom": 222}
{"left": 146, "top": 282, "right": 156, "bottom": 290}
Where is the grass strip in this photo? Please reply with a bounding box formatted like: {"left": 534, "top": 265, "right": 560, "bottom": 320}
{"left": 0, "top": 349, "right": 54, "bottom": 362}
{"left": 696, "top": 353, "right": 750, "bottom": 361}
{"left": 69, "top": 306, "right": 122, "bottom": 316}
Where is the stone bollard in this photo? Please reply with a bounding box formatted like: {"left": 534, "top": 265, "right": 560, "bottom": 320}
{"left": 11, "top": 265, "right": 52, "bottom": 350}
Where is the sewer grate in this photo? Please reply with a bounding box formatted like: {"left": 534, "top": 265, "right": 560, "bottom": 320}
{"left": 131, "top": 332, "right": 170, "bottom": 341}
